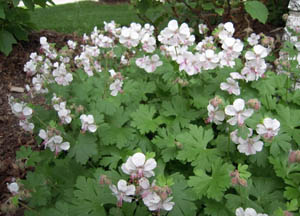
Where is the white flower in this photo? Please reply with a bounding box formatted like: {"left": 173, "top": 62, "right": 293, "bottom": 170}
{"left": 7, "top": 182, "right": 19, "bottom": 195}
{"left": 109, "top": 79, "right": 123, "bottom": 96}
{"left": 109, "top": 179, "right": 135, "bottom": 207}
{"left": 198, "top": 23, "right": 208, "bottom": 34}
{"left": 67, "top": 40, "right": 77, "bottom": 49}
{"left": 225, "top": 99, "right": 253, "bottom": 126}
{"left": 136, "top": 55, "right": 163, "bottom": 73}
{"left": 231, "top": 129, "right": 264, "bottom": 155}
{"left": 52, "top": 62, "right": 73, "bottom": 86}
{"left": 245, "top": 45, "right": 268, "bottom": 60}
{"left": 256, "top": 118, "right": 280, "bottom": 140}
{"left": 176, "top": 51, "right": 199, "bottom": 75}
{"left": 247, "top": 33, "right": 260, "bottom": 46}
{"left": 241, "top": 59, "right": 266, "bottom": 82}
{"left": 19, "top": 120, "right": 34, "bottom": 132}
{"left": 236, "top": 207, "right": 268, "bottom": 216}
{"left": 53, "top": 102, "right": 72, "bottom": 124}
{"left": 80, "top": 114, "right": 97, "bottom": 133}
{"left": 207, "top": 104, "right": 225, "bottom": 125}
{"left": 10, "top": 101, "right": 33, "bottom": 120}
{"left": 158, "top": 20, "right": 195, "bottom": 47}
{"left": 121, "top": 152, "right": 157, "bottom": 179}
{"left": 220, "top": 78, "right": 240, "bottom": 95}
{"left": 47, "top": 135, "right": 70, "bottom": 155}
{"left": 143, "top": 192, "right": 175, "bottom": 212}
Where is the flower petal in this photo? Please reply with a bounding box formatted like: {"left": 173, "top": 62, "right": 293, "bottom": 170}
{"left": 132, "top": 152, "right": 146, "bottom": 167}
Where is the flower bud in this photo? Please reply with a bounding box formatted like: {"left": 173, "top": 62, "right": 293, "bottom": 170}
{"left": 99, "top": 175, "right": 111, "bottom": 185}
{"left": 284, "top": 211, "right": 293, "bottom": 216}
{"left": 247, "top": 99, "right": 261, "bottom": 111}
{"left": 282, "top": 13, "right": 289, "bottom": 21}
{"left": 175, "top": 141, "right": 183, "bottom": 149}
{"left": 209, "top": 96, "right": 222, "bottom": 107}
{"left": 231, "top": 177, "right": 239, "bottom": 185}
{"left": 288, "top": 150, "right": 300, "bottom": 163}
{"left": 160, "top": 191, "right": 168, "bottom": 200}
{"left": 238, "top": 178, "right": 248, "bottom": 187}
{"left": 152, "top": 185, "right": 160, "bottom": 192}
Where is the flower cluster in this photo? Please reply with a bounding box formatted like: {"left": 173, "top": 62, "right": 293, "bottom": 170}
{"left": 52, "top": 95, "right": 72, "bottom": 124}
{"left": 8, "top": 96, "right": 34, "bottom": 132}
{"left": 206, "top": 97, "right": 280, "bottom": 156}
{"left": 104, "top": 152, "right": 175, "bottom": 213}
{"left": 136, "top": 54, "right": 162, "bottom": 73}
{"left": 39, "top": 128, "right": 70, "bottom": 155}
{"left": 231, "top": 128, "right": 263, "bottom": 156}
{"left": 80, "top": 114, "right": 97, "bottom": 133}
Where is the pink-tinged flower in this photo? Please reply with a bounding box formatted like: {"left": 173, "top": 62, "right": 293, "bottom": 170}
{"left": 143, "top": 192, "right": 175, "bottom": 212}
{"left": 45, "top": 135, "right": 70, "bottom": 155}
{"left": 207, "top": 104, "right": 225, "bottom": 125}
{"left": 158, "top": 20, "right": 195, "bottom": 47}
{"left": 19, "top": 120, "right": 34, "bottom": 132}
{"left": 136, "top": 55, "right": 162, "bottom": 73}
{"left": 256, "top": 118, "right": 280, "bottom": 140}
{"left": 80, "top": 114, "right": 97, "bottom": 133}
{"left": 225, "top": 99, "right": 253, "bottom": 126}
{"left": 231, "top": 129, "right": 264, "bottom": 155}
{"left": 220, "top": 78, "right": 240, "bottom": 96}
{"left": 109, "top": 179, "right": 136, "bottom": 207}
{"left": 236, "top": 207, "right": 268, "bottom": 216}
{"left": 109, "top": 79, "right": 123, "bottom": 96}
{"left": 245, "top": 45, "right": 268, "bottom": 60}
{"left": 199, "top": 49, "right": 219, "bottom": 70}
{"left": 247, "top": 33, "right": 260, "bottom": 46}
{"left": 230, "top": 72, "right": 245, "bottom": 80}
{"left": 241, "top": 59, "right": 266, "bottom": 82}
{"left": 176, "top": 51, "right": 201, "bottom": 75}
{"left": 121, "top": 152, "right": 157, "bottom": 179}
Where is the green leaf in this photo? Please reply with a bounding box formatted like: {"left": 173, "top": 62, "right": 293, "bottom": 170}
{"left": 131, "top": 104, "right": 162, "bottom": 134}
{"left": 72, "top": 176, "right": 113, "bottom": 216}
{"left": 176, "top": 125, "right": 216, "bottom": 171}
{"left": 168, "top": 173, "right": 197, "bottom": 216}
{"left": 16, "top": 146, "right": 32, "bottom": 159}
{"left": 0, "top": 5, "right": 5, "bottom": 19}
{"left": 204, "top": 200, "right": 230, "bottom": 216}
{"left": 238, "top": 164, "right": 251, "bottom": 180}
{"left": 161, "top": 96, "right": 200, "bottom": 128}
{"left": 22, "top": 0, "right": 35, "bottom": 10}
{"left": 0, "top": 30, "right": 17, "bottom": 56}
{"left": 188, "top": 159, "right": 234, "bottom": 201}
{"left": 23, "top": 172, "right": 51, "bottom": 207}
{"left": 244, "top": 1, "right": 269, "bottom": 24}
{"left": 13, "top": 0, "right": 21, "bottom": 7}
{"left": 237, "top": 125, "right": 250, "bottom": 140}
{"left": 215, "top": 8, "right": 224, "bottom": 16}
{"left": 69, "top": 134, "right": 98, "bottom": 164}
{"left": 270, "top": 132, "right": 291, "bottom": 156}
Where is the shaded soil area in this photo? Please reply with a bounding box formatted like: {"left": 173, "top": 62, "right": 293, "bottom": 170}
{"left": 0, "top": 22, "right": 285, "bottom": 215}
{"left": 0, "top": 30, "right": 80, "bottom": 216}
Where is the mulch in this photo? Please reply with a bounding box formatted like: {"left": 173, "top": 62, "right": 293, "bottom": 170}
{"left": 0, "top": 21, "right": 285, "bottom": 215}
{"left": 0, "top": 30, "right": 80, "bottom": 216}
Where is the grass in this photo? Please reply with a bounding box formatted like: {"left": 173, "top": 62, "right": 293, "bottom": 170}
{"left": 29, "top": 1, "right": 142, "bottom": 35}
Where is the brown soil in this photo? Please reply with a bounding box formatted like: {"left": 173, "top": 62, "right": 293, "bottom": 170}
{"left": 0, "top": 30, "right": 80, "bottom": 216}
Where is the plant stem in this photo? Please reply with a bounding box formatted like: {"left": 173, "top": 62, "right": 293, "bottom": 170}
{"left": 19, "top": 201, "right": 40, "bottom": 215}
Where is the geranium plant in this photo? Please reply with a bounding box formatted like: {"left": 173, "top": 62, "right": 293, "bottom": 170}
{"left": 4, "top": 18, "right": 300, "bottom": 216}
